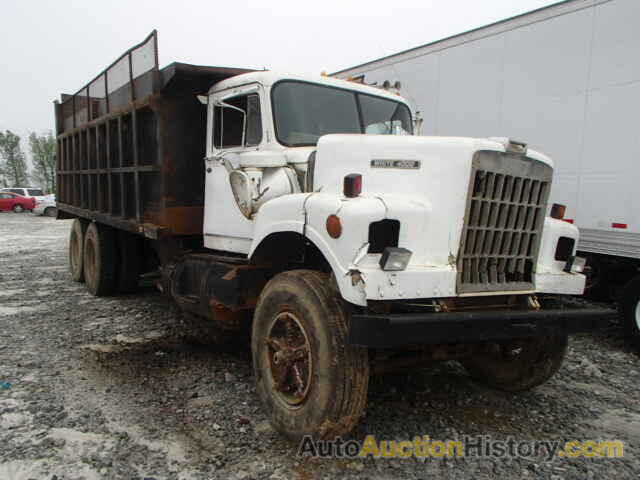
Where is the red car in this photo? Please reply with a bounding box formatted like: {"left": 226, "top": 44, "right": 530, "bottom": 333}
{"left": 0, "top": 192, "right": 36, "bottom": 212}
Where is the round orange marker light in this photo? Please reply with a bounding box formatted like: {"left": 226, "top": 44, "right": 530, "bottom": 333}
{"left": 326, "top": 214, "right": 342, "bottom": 239}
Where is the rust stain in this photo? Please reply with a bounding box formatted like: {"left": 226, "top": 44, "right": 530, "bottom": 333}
{"left": 162, "top": 206, "right": 204, "bottom": 235}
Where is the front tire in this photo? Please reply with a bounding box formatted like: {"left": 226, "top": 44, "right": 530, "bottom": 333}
{"left": 462, "top": 335, "right": 567, "bottom": 392}
{"left": 252, "top": 270, "right": 369, "bottom": 440}
{"left": 619, "top": 276, "right": 640, "bottom": 350}
{"left": 83, "top": 222, "right": 118, "bottom": 296}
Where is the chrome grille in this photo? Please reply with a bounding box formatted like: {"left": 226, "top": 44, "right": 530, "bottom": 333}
{"left": 457, "top": 151, "right": 552, "bottom": 293}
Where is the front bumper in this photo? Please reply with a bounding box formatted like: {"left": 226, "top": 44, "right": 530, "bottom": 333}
{"left": 348, "top": 306, "right": 616, "bottom": 348}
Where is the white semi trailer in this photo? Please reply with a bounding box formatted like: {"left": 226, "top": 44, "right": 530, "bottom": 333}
{"left": 334, "top": 0, "right": 640, "bottom": 350}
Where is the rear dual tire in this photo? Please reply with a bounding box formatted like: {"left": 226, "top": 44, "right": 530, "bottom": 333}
{"left": 68, "top": 219, "right": 140, "bottom": 295}
{"left": 69, "top": 219, "right": 88, "bottom": 282}
{"left": 83, "top": 223, "right": 118, "bottom": 296}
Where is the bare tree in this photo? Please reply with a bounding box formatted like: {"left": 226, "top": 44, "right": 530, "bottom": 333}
{"left": 29, "top": 131, "right": 57, "bottom": 194}
{"left": 0, "top": 130, "right": 28, "bottom": 187}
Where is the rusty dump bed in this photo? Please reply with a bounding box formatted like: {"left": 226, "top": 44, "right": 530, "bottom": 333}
{"left": 54, "top": 31, "right": 251, "bottom": 238}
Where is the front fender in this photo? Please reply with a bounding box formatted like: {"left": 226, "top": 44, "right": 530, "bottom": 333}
{"left": 534, "top": 217, "right": 585, "bottom": 295}
{"left": 536, "top": 217, "right": 580, "bottom": 274}
{"left": 249, "top": 193, "right": 430, "bottom": 306}
{"left": 249, "top": 193, "right": 309, "bottom": 249}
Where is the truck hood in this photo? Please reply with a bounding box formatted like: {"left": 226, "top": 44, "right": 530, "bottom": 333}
{"left": 313, "top": 134, "right": 511, "bottom": 198}
{"left": 312, "top": 134, "right": 551, "bottom": 268}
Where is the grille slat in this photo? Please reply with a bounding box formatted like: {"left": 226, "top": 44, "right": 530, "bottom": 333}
{"left": 457, "top": 152, "right": 552, "bottom": 293}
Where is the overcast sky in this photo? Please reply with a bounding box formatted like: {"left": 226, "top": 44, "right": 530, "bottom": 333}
{"left": 1, "top": 0, "right": 556, "bottom": 149}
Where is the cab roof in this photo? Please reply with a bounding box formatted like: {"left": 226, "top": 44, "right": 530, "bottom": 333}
{"left": 207, "top": 71, "right": 411, "bottom": 105}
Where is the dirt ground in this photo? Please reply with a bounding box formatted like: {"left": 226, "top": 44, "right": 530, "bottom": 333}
{"left": 0, "top": 213, "right": 639, "bottom": 480}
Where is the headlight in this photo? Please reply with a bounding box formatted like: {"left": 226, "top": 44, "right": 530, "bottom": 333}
{"left": 379, "top": 247, "right": 412, "bottom": 271}
{"left": 229, "top": 170, "right": 253, "bottom": 219}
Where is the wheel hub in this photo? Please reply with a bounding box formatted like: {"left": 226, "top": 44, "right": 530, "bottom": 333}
{"left": 265, "top": 311, "right": 312, "bottom": 406}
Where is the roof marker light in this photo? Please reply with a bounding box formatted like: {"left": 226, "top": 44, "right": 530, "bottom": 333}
{"left": 550, "top": 203, "right": 566, "bottom": 220}
{"left": 343, "top": 173, "right": 362, "bottom": 198}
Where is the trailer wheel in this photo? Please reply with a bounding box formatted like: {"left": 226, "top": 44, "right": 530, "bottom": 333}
{"left": 619, "top": 275, "right": 640, "bottom": 350}
{"left": 462, "top": 335, "right": 567, "bottom": 392}
{"left": 69, "top": 218, "right": 88, "bottom": 282}
{"left": 252, "top": 270, "right": 369, "bottom": 440}
{"left": 83, "top": 222, "right": 118, "bottom": 296}
{"left": 116, "top": 231, "right": 141, "bottom": 293}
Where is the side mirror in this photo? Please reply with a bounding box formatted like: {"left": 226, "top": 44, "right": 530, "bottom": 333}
{"left": 413, "top": 111, "right": 424, "bottom": 136}
{"left": 197, "top": 95, "right": 208, "bottom": 105}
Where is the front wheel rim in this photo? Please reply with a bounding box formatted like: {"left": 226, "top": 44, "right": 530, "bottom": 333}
{"left": 265, "top": 311, "right": 313, "bottom": 406}
{"left": 635, "top": 300, "right": 640, "bottom": 331}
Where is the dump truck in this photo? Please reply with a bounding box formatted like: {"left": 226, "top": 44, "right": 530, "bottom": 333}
{"left": 54, "top": 31, "right": 613, "bottom": 439}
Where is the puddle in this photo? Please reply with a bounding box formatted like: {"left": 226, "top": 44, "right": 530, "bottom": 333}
{"left": 0, "top": 411, "right": 33, "bottom": 429}
{"left": 0, "top": 305, "right": 41, "bottom": 316}
{"left": 49, "top": 427, "right": 116, "bottom": 460}
{"left": 0, "top": 289, "right": 26, "bottom": 297}
{"left": 108, "top": 420, "right": 225, "bottom": 471}
{"left": 0, "top": 459, "right": 102, "bottom": 480}
{"left": 0, "top": 460, "right": 51, "bottom": 480}
{"left": 588, "top": 409, "right": 640, "bottom": 441}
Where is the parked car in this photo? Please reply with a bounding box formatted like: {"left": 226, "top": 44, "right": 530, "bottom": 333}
{"left": 33, "top": 195, "right": 57, "bottom": 217}
{"left": 33, "top": 195, "right": 58, "bottom": 217}
{"left": 0, "top": 192, "right": 36, "bottom": 212}
{"left": 0, "top": 187, "right": 47, "bottom": 203}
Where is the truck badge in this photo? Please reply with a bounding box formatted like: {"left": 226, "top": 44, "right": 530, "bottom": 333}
{"left": 371, "top": 159, "right": 421, "bottom": 169}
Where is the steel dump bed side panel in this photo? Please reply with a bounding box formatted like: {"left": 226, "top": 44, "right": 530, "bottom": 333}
{"left": 54, "top": 31, "right": 251, "bottom": 237}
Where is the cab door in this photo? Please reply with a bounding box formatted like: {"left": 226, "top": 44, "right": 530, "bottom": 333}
{"left": 203, "top": 84, "right": 265, "bottom": 254}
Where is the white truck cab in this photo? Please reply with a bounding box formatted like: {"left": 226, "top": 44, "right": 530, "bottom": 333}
{"left": 200, "top": 72, "right": 585, "bottom": 307}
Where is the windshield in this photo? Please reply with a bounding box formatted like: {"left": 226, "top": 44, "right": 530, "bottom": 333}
{"left": 272, "top": 81, "right": 413, "bottom": 147}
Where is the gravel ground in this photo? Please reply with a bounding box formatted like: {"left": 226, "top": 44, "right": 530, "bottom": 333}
{"left": 0, "top": 213, "right": 639, "bottom": 480}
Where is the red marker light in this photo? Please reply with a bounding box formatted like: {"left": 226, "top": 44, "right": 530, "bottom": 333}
{"left": 612, "top": 223, "right": 627, "bottom": 229}
{"left": 550, "top": 203, "right": 566, "bottom": 220}
{"left": 563, "top": 219, "right": 574, "bottom": 224}
{"left": 343, "top": 173, "right": 362, "bottom": 198}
